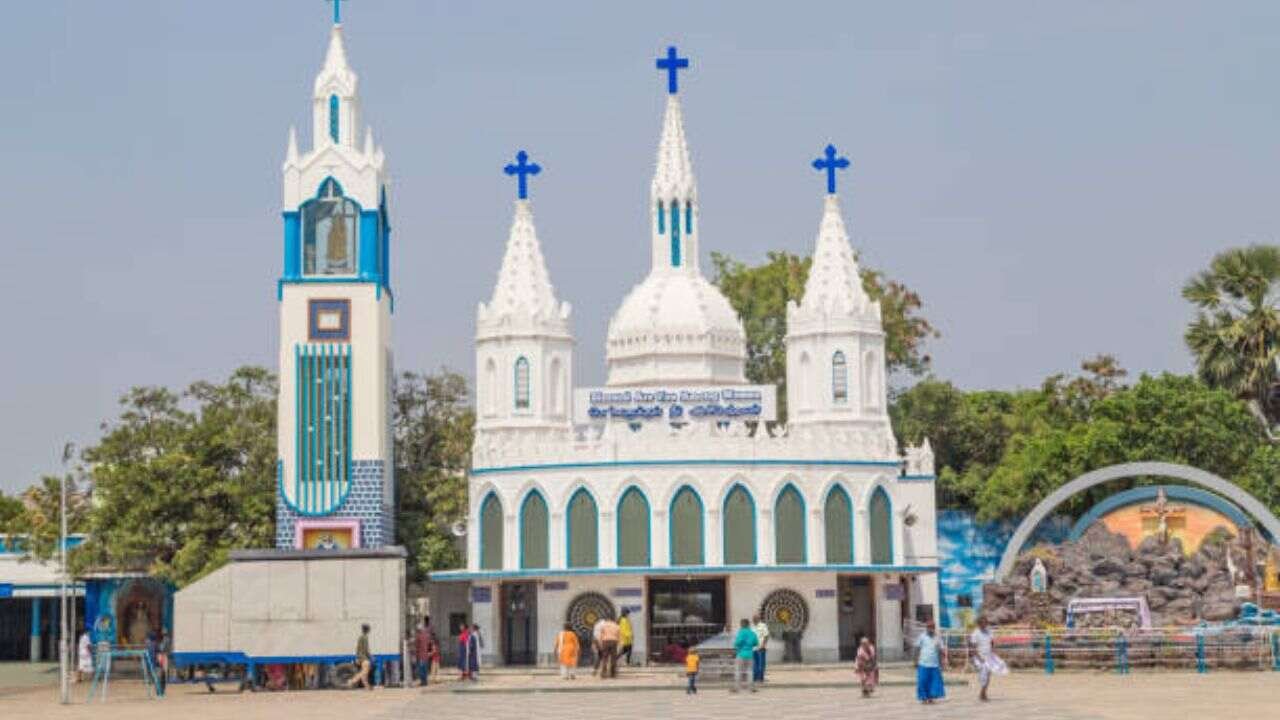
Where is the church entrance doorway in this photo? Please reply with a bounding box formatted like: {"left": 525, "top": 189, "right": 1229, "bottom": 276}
{"left": 499, "top": 581, "right": 538, "bottom": 665}
{"left": 646, "top": 576, "right": 726, "bottom": 663}
{"left": 836, "top": 575, "right": 874, "bottom": 661}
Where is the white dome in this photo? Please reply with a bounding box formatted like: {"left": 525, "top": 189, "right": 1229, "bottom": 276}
{"left": 605, "top": 270, "right": 747, "bottom": 386}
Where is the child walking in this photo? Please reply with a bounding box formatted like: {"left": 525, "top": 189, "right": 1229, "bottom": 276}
{"left": 685, "top": 646, "right": 700, "bottom": 695}
{"left": 555, "top": 623, "right": 580, "bottom": 679}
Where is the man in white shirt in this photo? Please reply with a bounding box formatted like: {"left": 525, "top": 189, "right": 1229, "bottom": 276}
{"left": 591, "top": 618, "right": 607, "bottom": 677}
{"left": 968, "top": 617, "right": 1006, "bottom": 702}
{"left": 751, "top": 614, "right": 770, "bottom": 683}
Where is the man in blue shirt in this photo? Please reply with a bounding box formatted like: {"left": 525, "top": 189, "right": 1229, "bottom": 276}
{"left": 732, "top": 619, "right": 758, "bottom": 693}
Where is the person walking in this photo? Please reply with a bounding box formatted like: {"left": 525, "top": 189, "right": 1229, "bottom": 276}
{"left": 414, "top": 618, "right": 436, "bottom": 687}
{"left": 348, "top": 624, "right": 374, "bottom": 690}
{"left": 914, "top": 622, "right": 946, "bottom": 704}
{"left": 597, "top": 617, "right": 621, "bottom": 679}
{"left": 751, "top": 614, "right": 770, "bottom": 684}
{"left": 458, "top": 624, "right": 481, "bottom": 681}
{"left": 854, "top": 636, "right": 878, "bottom": 697}
{"left": 732, "top": 619, "right": 758, "bottom": 693}
{"left": 969, "top": 617, "right": 1006, "bottom": 702}
{"left": 617, "top": 608, "right": 634, "bottom": 667}
{"left": 684, "top": 646, "right": 700, "bottom": 695}
{"left": 591, "top": 617, "right": 607, "bottom": 677}
{"left": 156, "top": 629, "right": 171, "bottom": 697}
{"left": 76, "top": 630, "right": 93, "bottom": 683}
{"left": 555, "top": 623, "right": 580, "bottom": 679}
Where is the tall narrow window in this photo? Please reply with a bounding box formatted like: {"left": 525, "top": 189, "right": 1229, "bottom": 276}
{"left": 670, "top": 200, "right": 682, "bottom": 267}
{"left": 685, "top": 203, "right": 693, "bottom": 234}
{"left": 669, "top": 486, "right": 704, "bottom": 566}
{"left": 566, "top": 489, "right": 599, "bottom": 568}
{"left": 869, "top": 487, "right": 892, "bottom": 565}
{"left": 520, "top": 491, "right": 549, "bottom": 569}
{"left": 832, "top": 351, "right": 848, "bottom": 403}
{"left": 480, "top": 493, "right": 504, "bottom": 570}
{"left": 617, "top": 487, "right": 651, "bottom": 567}
{"left": 824, "top": 486, "right": 853, "bottom": 564}
{"left": 657, "top": 201, "right": 665, "bottom": 234}
{"left": 722, "top": 485, "right": 756, "bottom": 565}
{"left": 774, "top": 484, "right": 806, "bottom": 564}
{"left": 294, "top": 344, "right": 352, "bottom": 515}
{"left": 484, "top": 358, "right": 497, "bottom": 416}
{"left": 302, "top": 178, "right": 359, "bottom": 276}
{"left": 328, "top": 94, "right": 340, "bottom": 143}
{"left": 514, "top": 357, "right": 530, "bottom": 410}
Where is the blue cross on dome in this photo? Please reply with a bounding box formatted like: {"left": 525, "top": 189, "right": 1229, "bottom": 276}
{"left": 656, "top": 46, "right": 690, "bottom": 95}
{"left": 504, "top": 150, "right": 542, "bottom": 200}
{"left": 812, "top": 144, "right": 850, "bottom": 195}
{"left": 327, "top": 0, "right": 344, "bottom": 24}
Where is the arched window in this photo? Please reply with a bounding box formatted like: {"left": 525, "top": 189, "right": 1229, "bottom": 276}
{"left": 520, "top": 491, "right": 549, "bottom": 569}
{"left": 774, "top": 484, "right": 806, "bottom": 564}
{"left": 302, "top": 178, "right": 359, "bottom": 276}
{"left": 832, "top": 351, "right": 848, "bottom": 404}
{"left": 722, "top": 485, "right": 756, "bottom": 565}
{"left": 657, "top": 200, "right": 665, "bottom": 234}
{"left": 869, "top": 487, "right": 892, "bottom": 565}
{"left": 484, "top": 358, "right": 498, "bottom": 417}
{"left": 669, "top": 486, "right": 704, "bottom": 566}
{"left": 685, "top": 202, "right": 693, "bottom": 234}
{"left": 824, "top": 485, "right": 853, "bottom": 564}
{"left": 328, "top": 94, "right": 339, "bottom": 143}
{"left": 566, "top": 488, "right": 598, "bottom": 568}
{"left": 514, "top": 357, "right": 531, "bottom": 410}
{"left": 617, "top": 487, "right": 651, "bottom": 567}
{"left": 670, "top": 200, "right": 682, "bottom": 267}
{"left": 479, "top": 493, "right": 503, "bottom": 570}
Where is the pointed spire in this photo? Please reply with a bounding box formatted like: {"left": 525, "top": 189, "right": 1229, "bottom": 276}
{"left": 314, "top": 24, "right": 358, "bottom": 97}
{"left": 483, "top": 200, "right": 568, "bottom": 330}
{"left": 285, "top": 126, "right": 299, "bottom": 164}
{"left": 651, "top": 95, "right": 697, "bottom": 202}
{"left": 797, "top": 194, "right": 875, "bottom": 318}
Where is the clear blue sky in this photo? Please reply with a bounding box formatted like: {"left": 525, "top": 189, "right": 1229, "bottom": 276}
{"left": 3, "top": 1, "right": 1277, "bottom": 493}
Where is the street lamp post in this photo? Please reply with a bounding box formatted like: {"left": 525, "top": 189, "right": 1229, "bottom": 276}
{"left": 58, "top": 443, "right": 72, "bottom": 705}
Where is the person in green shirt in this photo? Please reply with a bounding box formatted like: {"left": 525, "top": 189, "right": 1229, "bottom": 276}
{"left": 348, "top": 624, "right": 373, "bottom": 690}
{"left": 731, "top": 619, "right": 758, "bottom": 694}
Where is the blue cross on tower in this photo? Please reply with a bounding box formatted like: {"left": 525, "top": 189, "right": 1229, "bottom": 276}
{"left": 656, "top": 46, "right": 690, "bottom": 95}
{"left": 812, "top": 144, "right": 850, "bottom": 195}
{"left": 328, "top": 0, "right": 344, "bottom": 24}
{"left": 504, "top": 150, "right": 542, "bottom": 200}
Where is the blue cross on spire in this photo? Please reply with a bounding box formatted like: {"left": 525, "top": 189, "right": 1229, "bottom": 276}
{"left": 504, "top": 150, "right": 541, "bottom": 200}
{"left": 812, "top": 144, "right": 850, "bottom": 195}
{"left": 656, "top": 46, "right": 690, "bottom": 95}
{"left": 328, "top": 0, "right": 343, "bottom": 24}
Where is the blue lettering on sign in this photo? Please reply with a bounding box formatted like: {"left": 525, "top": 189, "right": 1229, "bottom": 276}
{"left": 815, "top": 588, "right": 836, "bottom": 599}
{"left": 471, "top": 586, "right": 492, "bottom": 603}
{"left": 668, "top": 405, "right": 684, "bottom": 419}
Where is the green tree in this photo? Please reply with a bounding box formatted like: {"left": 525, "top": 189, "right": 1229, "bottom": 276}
{"left": 77, "top": 367, "right": 277, "bottom": 586}
{"left": 393, "top": 369, "right": 474, "bottom": 581}
{"left": 0, "top": 491, "right": 24, "bottom": 534}
{"left": 711, "top": 250, "right": 938, "bottom": 422}
{"left": 6, "top": 475, "right": 91, "bottom": 560}
{"left": 1183, "top": 245, "right": 1280, "bottom": 422}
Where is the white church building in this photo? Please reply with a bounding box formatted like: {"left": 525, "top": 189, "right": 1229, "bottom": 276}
{"left": 432, "top": 47, "right": 939, "bottom": 665}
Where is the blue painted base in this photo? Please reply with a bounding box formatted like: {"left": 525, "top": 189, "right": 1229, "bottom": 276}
{"left": 276, "top": 459, "right": 395, "bottom": 549}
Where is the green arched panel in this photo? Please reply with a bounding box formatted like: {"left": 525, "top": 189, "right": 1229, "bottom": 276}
{"left": 723, "top": 485, "right": 756, "bottom": 565}
{"left": 567, "top": 489, "right": 599, "bottom": 568}
{"left": 520, "top": 491, "right": 549, "bottom": 569}
{"left": 669, "top": 487, "right": 704, "bottom": 566}
{"left": 775, "top": 484, "right": 806, "bottom": 564}
{"left": 617, "top": 487, "right": 651, "bottom": 567}
{"left": 480, "top": 493, "right": 504, "bottom": 570}
{"left": 869, "top": 487, "right": 892, "bottom": 565}
{"left": 824, "top": 486, "right": 853, "bottom": 564}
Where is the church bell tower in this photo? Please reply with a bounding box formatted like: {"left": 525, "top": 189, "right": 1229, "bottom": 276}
{"left": 274, "top": 12, "right": 394, "bottom": 550}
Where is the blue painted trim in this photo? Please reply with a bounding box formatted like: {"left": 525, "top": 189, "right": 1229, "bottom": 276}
{"left": 472, "top": 458, "right": 903, "bottom": 476}
{"left": 670, "top": 200, "right": 682, "bottom": 267}
{"left": 277, "top": 277, "right": 396, "bottom": 307}
{"left": 358, "top": 210, "right": 379, "bottom": 281}
{"left": 824, "top": 484, "right": 855, "bottom": 564}
{"left": 899, "top": 475, "right": 936, "bottom": 482}
{"left": 657, "top": 201, "right": 665, "bottom": 234}
{"left": 282, "top": 212, "right": 301, "bottom": 280}
{"left": 478, "top": 491, "right": 503, "bottom": 571}
{"left": 430, "top": 563, "right": 940, "bottom": 582}
{"left": 279, "top": 347, "right": 355, "bottom": 518}
{"left": 328, "top": 95, "right": 339, "bottom": 143}
{"left": 775, "top": 482, "right": 807, "bottom": 565}
{"left": 31, "top": 596, "right": 40, "bottom": 635}
{"left": 869, "top": 486, "right": 893, "bottom": 565}
{"left": 519, "top": 488, "right": 549, "bottom": 570}
{"left": 565, "top": 487, "right": 599, "bottom": 569}
{"left": 170, "top": 652, "right": 399, "bottom": 667}
{"left": 1067, "top": 485, "right": 1253, "bottom": 541}
{"left": 615, "top": 485, "right": 652, "bottom": 568}
{"left": 685, "top": 203, "right": 693, "bottom": 234}
{"left": 722, "top": 483, "right": 756, "bottom": 565}
{"left": 668, "top": 485, "right": 705, "bottom": 566}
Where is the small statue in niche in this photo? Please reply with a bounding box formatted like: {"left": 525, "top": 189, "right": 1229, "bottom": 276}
{"left": 1030, "top": 558, "right": 1049, "bottom": 594}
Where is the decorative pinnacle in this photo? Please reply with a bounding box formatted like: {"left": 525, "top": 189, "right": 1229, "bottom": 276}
{"left": 812, "top": 144, "right": 850, "bottom": 195}
{"left": 656, "top": 46, "right": 690, "bottom": 95}
{"left": 504, "top": 150, "right": 542, "bottom": 200}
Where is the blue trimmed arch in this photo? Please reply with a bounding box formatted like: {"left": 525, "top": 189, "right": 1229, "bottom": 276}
{"left": 774, "top": 482, "right": 807, "bottom": 564}
{"left": 669, "top": 485, "right": 704, "bottom": 566}
{"left": 823, "top": 484, "right": 854, "bottom": 564}
{"left": 868, "top": 485, "right": 893, "bottom": 565}
{"left": 566, "top": 487, "right": 599, "bottom": 568}
{"left": 722, "top": 483, "right": 757, "bottom": 565}
{"left": 519, "top": 489, "right": 549, "bottom": 569}
{"left": 479, "top": 491, "right": 504, "bottom": 570}
{"left": 1068, "top": 484, "right": 1252, "bottom": 541}
{"left": 616, "top": 485, "right": 651, "bottom": 567}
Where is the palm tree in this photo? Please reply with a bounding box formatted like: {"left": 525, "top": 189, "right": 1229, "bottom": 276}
{"left": 1183, "top": 245, "right": 1280, "bottom": 423}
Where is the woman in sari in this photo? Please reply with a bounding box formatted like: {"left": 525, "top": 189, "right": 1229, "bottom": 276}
{"left": 854, "top": 637, "right": 878, "bottom": 697}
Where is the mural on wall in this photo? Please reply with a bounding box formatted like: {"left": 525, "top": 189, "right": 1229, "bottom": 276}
{"left": 936, "top": 510, "right": 1070, "bottom": 629}
{"left": 83, "top": 576, "right": 173, "bottom": 647}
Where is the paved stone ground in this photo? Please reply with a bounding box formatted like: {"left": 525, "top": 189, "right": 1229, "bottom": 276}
{"left": 2, "top": 669, "right": 1278, "bottom": 720}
